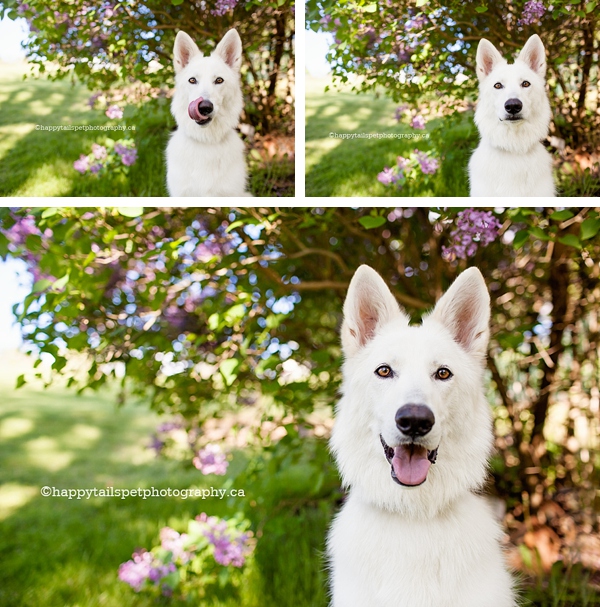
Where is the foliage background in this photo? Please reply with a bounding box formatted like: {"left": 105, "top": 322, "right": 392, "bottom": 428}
{"left": 1, "top": 206, "right": 600, "bottom": 604}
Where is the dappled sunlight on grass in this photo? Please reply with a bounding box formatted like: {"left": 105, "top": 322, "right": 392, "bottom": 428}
{"left": 14, "top": 163, "right": 74, "bottom": 196}
{"left": 0, "top": 416, "right": 34, "bottom": 439}
{"left": 0, "top": 483, "right": 38, "bottom": 521}
{"left": 25, "top": 436, "right": 75, "bottom": 471}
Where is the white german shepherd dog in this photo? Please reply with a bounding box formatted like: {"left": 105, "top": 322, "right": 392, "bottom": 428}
{"left": 469, "top": 34, "right": 555, "bottom": 197}
{"left": 328, "top": 265, "right": 515, "bottom": 607}
{"left": 166, "top": 29, "right": 250, "bottom": 197}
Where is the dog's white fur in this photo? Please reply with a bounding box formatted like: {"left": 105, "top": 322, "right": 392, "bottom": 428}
{"left": 166, "top": 29, "right": 250, "bottom": 197}
{"left": 469, "top": 34, "right": 555, "bottom": 197}
{"left": 327, "top": 265, "right": 515, "bottom": 607}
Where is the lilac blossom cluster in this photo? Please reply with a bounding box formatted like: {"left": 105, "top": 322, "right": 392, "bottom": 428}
{"left": 193, "top": 444, "right": 229, "bottom": 476}
{"left": 73, "top": 139, "right": 137, "bottom": 175}
{"left": 442, "top": 208, "right": 502, "bottom": 260}
{"left": 118, "top": 549, "right": 175, "bottom": 593}
{"left": 105, "top": 105, "right": 124, "bottom": 119}
{"left": 211, "top": 0, "right": 238, "bottom": 16}
{"left": 518, "top": 0, "right": 546, "bottom": 25}
{"left": 377, "top": 149, "right": 440, "bottom": 189}
{"left": 197, "top": 513, "right": 252, "bottom": 567}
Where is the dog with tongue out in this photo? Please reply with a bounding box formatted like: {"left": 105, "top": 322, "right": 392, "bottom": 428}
{"left": 327, "top": 265, "right": 515, "bottom": 607}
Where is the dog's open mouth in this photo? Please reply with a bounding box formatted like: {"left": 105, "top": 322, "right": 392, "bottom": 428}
{"left": 380, "top": 434, "right": 438, "bottom": 487}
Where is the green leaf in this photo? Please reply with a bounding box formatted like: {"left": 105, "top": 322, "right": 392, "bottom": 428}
{"left": 16, "top": 374, "right": 26, "bottom": 389}
{"left": 208, "top": 313, "right": 219, "bottom": 331}
{"left": 224, "top": 304, "right": 246, "bottom": 323}
{"left": 581, "top": 218, "right": 600, "bottom": 241}
{"left": 363, "top": 3, "right": 377, "bottom": 12}
{"left": 558, "top": 234, "right": 581, "bottom": 249}
{"left": 529, "top": 226, "right": 550, "bottom": 241}
{"left": 220, "top": 359, "right": 239, "bottom": 386}
{"left": 475, "top": 5, "right": 488, "bottom": 12}
{"left": 549, "top": 209, "right": 574, "bottom": 221}
{"left": 225, "top": 220, "right": 245, "bottom": 233}
{"left": 415, "top": 0, "right": 427, "bottom": 5}
{"left": 118, "top": 207, "right": 143, "bottom": 218}
{"left": 512, "top": 230, "right": 529, "bottom": 249}
{"left": 171, "top": 0, "right": 184, "bottom": 5}
{"left": 359, "top": 216, "right": 386, "bottom": 229}
{"left": 41, "top": 208, "right": 59, "bottom": 218}
{"left": 32, "top": 279, "right": 52, "bottom": 292}
{"left": 52, "top": 273, "right": 70, "bottom": 290}
{"left": 586, "top": 1, "right": 597, "bottom": 12}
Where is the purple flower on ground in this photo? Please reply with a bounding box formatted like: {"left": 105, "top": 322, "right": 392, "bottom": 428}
{"left": 160, "top": 527, "right": 193, "bottom": 564}
{"left": 211, "top": 0, "right": 238, "bottom": 16}
{"left": 196, "top": 513, "right": 253, "bottom": 567}
{"left": 105, "top": 105, "right": 123, "bottom": 119}
{"left": 74, "top": 154, "right": 89, "bottom": 174}
{"left": 442, "top": 209, "right": 502, "bottom": 261}
{"left": 410, "top": 115, "right": 426, "bottom": 130}
{"left": 377, "top": 167, "right": 397, "bottom": 186}
{"left": 118, "top": 550, "right": 153, "bottom": 592}
{"left": 148, "top": 562, "right": 175, "bottom": 583}
{"left": 414, "top": 150, "right": 439, "bottom": 175}
{"left": 120, "top": 148, "right": 137, "bottom": 166}
{"left": 92, "top": 143, "right": 107, "bottom": 159}
{"left": 518, "top": 0, "right": 546, "bottom": 25}
{"left": 396, "top": 155, "right": 410, "bottom": 172}
{"left": 90, "top": 163, "right": 102, "bottom": 174}
{"left": 193, "top": 444, "right": 228, "bottom": 475}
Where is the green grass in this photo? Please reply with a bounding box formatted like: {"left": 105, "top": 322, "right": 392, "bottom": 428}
{"left": 305, "top": 75, "right": 477, "bottom": 197}
{"left": 0, "top": 62, "right": 293, "bottom": 197}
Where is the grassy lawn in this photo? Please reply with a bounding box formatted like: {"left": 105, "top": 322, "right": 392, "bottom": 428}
{"left": 0, "top": 354, "right": 328, "bottom": 607}
{"left": 0, "top": 62, "right": 293, "bottom": 197}
{"left": 305, "top": 75, "right": 477, "bottom": 197}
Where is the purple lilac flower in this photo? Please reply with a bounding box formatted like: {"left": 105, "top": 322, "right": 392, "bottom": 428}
{"left": 87, "top": 92, "right": 102, "bottom": 108}
{"left": 394, "top": 105, "right": 408, "bottom": 122}
{"left": 518, "top": 0, "right": 546, "bottom": 25}
{"left": 414, "top": 150, "right": 439, "bottom": 175}
{"left": 6, "top": 216, "right": 39, "bottom": 246}
{"left": 90, "top": 163, "right": 102, "bottom": 174}
{"left": 92, "top": 143, "right": 107, "bottom": 159}
{"left": 148, "top": 562, "right": 176, "bottom": 583}
{"left": 120, "top": 148, "right": 137, "bottom": 166}
{"left": 211, "top": 0, "right": 238, "bottom": 16}
{"left": 442, "top": 209, "right": 502, "bottom": 260}
{"left": 193, "top": 444, "right": 228, "bottom": 475}
{"left": 74, "top": 154, "right": 89, "bottom": 174}
{"left": 118, "top": 549, "right": 153, "bottom": 592}
{"left": 396, "top": 155, "right": 410, "bottom": 173}
{"left": 160, "top": 527, "right": 193, "bottom": 564}
{"left": 105, "top": 105, "right": 123, "bottom": 119}
{"left": 156, "top": 421, "right": 183, "bottom": 433}
{"left": 377, "top": 167, "right": 397, "bottom": 186}
{"left": 149, "top": 434, "right": 164, "bottom": 453}
{"left": 197, "top": 513, "right": 252, "bottom": 567}
{"left": 114, "top": 142, "right": 127, "bottom": 155}
{"left": 410, "top": 115, "right": 426, "bottom": 130}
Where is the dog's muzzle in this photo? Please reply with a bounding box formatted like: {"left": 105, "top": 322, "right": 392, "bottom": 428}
{"left": 188, "top": 97, "right": 214, "bottom": 126}
{"left": 380, "top": 434, "right": 438, "bottom": 488}
{"left": 502, "top": 98, "right": 524, "bottom": 122}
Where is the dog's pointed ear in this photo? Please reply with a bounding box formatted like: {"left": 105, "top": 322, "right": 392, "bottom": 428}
{"left": 174, "top": 31, "right": 202, "bottom": 74}
{"left": 341, "top": 265, "right": 408, "bottom": 357}
{"left": 428, "top": 268, "right": 490, "bottom": 361}
{"left": 214, "top": 29, "right": 242, "bottom": 71}
{"left": 476, "top": 38, "right": 505, "bottom": 80}
{"left": 518, "top": 34, "right": 547, "bottom": 77}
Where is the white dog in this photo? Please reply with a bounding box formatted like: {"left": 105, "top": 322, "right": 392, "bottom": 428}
{"left": 166, "top": 29, "right": 250, "bottom": 197}
{"left": 327, "top": 265, "right": 515, "bottom": 607}
{"left": 469, "top": 34, "right": 555, "bottom": 197}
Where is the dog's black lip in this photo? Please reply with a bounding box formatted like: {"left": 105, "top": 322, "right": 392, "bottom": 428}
{"left": 501, "top": 116, "right": 524, "bottom": 122}
{"left": 379, "top": 434, "right": 438, "bottom": 486}
{"left": 195, "top": 116, "right": 213, "bottom": 126}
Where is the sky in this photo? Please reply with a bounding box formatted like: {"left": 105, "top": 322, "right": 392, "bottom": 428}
{"left": 0, "top": 258, "right": 30, "bottom": 352}
{"left": 0, "top": 15, "right": 28, "bottom": 62}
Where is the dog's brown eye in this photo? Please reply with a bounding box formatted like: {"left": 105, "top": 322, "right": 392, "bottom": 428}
{"left": 522, "top": 80, "right": 530, "bottom": 87}
{"left": 215, "top": 77, "right": 224, "bottom": 84}
{"left": 188, "top": 77, "right": 197, "bottom": 84}
{"left": 375, "top": 365, "right": 393, "bottom": 378}
{"left": 435, "top": 367, "right": 452, "bottom": 380}
{"left": 494, "top": 82, "right": 503, "bottom": 89}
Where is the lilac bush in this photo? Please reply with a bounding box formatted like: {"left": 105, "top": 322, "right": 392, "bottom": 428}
{"left": 193, "top": 444, "right": 229, "bottom": 476}
{"left": 119, "top": 514, "right": 253, "bottom": 599}
{"left": 377, "top": 149, "right": 440, "bottom": 192}
{"left": 442, "top": 209, "right": 502, "bottom": 261}
{"left": 518, "top": 0, "right": 546, "bottom": 25}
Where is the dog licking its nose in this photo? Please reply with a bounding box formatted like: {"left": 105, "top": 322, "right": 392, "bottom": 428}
{"left": 188, "top": 97, "right": 214, "bottom": 123}
{"left": 504, "top": 98, "right": 523, "bottom": 115}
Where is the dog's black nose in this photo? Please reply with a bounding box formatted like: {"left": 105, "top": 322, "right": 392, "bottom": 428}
{"left": 504, "top": 98, "right": 523, "bottom": 115}
{"left": 395, "top": 405, "right": 435, "bottom": 438}
{"left": 199, "top": 99, "right": 214, "bottom": 116}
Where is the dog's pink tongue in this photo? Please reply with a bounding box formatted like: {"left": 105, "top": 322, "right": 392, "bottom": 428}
{"left": 188, "top": 97, "right": 204, "bottom": 121}
{"left": 392, "top": 445, "right": 431, "bottom": 486}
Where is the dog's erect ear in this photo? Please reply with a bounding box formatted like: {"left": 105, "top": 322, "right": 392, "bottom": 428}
{"left": 174, "top": 31, "right": 202, "bottom": 74}
{"left": 518, "top": 34, "right": 547, "bottom": 77}
{"left": 428, "top": 267, "right": 490, "bottom": 361}
{"left": 214, "top": 29, "right": 243, "bottom": 71}
{"left": 476, "top": 38, "right": 505, "bottom": 80}
{"left": 341, "top": 265, "right": 408, "bottom": 357}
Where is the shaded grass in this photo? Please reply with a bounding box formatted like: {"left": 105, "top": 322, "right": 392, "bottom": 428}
{"left": 0, "top": 62, "right": 293, "bottom": 197}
